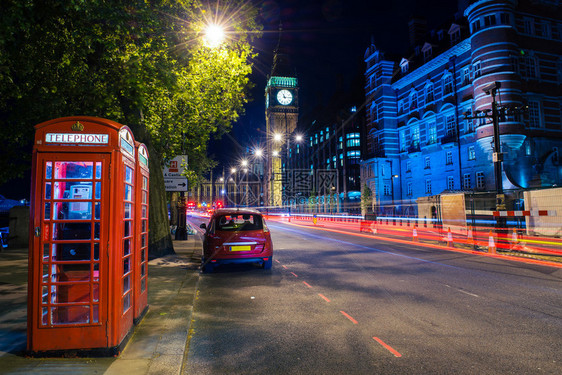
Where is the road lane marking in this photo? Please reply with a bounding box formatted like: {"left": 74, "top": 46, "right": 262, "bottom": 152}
{"left": 445, "top": 284, "right": 479, "bottom": 297}
{"left": 318, "top": 294, "right": 331, "bottom": 302}
{"left": 275, "top": 259, "right": 281, "bottom": 264}
{"left": 303, "top": 281, "right": 313, "bottom": 288}
{"left": 291, "top": 272, "right": 298, "bottom": 278}
{"left": 340, "top": 310, "right": 358, "bottom": 324}
{"left": 282, "top": 265, "right": 288, "bottom": 269}
{"left": 373, "top": 337, "right": 402, "bottom": 357}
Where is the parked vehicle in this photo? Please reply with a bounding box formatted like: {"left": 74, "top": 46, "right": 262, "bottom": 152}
{"left": 199, "top": 208, "right": 273, "bottom": 273}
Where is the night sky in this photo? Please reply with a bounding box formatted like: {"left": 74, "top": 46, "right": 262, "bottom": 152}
{"left": 212, "top": 0, "right": 460, "bottom": 162}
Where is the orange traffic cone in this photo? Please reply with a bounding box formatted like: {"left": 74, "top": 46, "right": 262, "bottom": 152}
{"left": 488, "top": 230, "right": 496, "bottom": 254}
{"left": 467, "top": 226, "right": 475, "bottom": 247}
{"left": 412, "top": 225, "right": 419, "bottom": 242}
{"left": 446, "top": 227, "right": 453, "bottom": 247}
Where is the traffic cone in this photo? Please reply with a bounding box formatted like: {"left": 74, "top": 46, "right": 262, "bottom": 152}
{"left": 412, "top": 225, "right": 419, "bottom": 242}
{"left": 510, "top": 228, "right": 518, "bottom": 249}
{"left": 488, "top": 230, "right": 496, "bottom": 254}
{"left": 467, "top": 226, "right": 475, "bottom": 247}
{"left": 446, "top": 227, "right": 453, "bottom": 247}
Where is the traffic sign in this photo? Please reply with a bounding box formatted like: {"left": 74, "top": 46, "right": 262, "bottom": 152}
{"left": 164, "top": 177, "right": 188, "bottom": 192}
{"left": 163, "top": 155, "right": 187, "bottom": 177}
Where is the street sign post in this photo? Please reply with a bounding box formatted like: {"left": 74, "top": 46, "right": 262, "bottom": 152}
{"left": 164, "top": 177, "right": 188, "bottom": 192}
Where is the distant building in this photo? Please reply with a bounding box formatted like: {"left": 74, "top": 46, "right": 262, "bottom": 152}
{"left": 361, "top": 0, "right": 562, "bottom": 217}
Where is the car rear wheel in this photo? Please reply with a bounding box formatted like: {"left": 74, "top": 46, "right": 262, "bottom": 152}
{"left": 262, "top": 257, "right": 272, "bottom": 270}
{"left": 202, "top": 262, "right": 214, "bottom": 273}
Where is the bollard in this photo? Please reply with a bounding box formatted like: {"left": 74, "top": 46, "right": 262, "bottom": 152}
{"left": 446, "top": 227, "right": 453, "bottom": 247}
{"left": 412, "top": 225, "right": 418, "bottom": 242}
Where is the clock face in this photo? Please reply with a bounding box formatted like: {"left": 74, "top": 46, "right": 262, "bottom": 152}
{"left": 277, "top": 89, "right": 293, "bottom": 105}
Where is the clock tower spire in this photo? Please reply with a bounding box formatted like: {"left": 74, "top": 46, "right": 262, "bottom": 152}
{"left": 265, "top": 22, "right": 299, "bottom": 207}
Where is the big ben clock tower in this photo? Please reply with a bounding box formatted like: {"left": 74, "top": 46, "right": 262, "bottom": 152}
{"left": 265, "top": 27, "right": 299, "bottom": 207}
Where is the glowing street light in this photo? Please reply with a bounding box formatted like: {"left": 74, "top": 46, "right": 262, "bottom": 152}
{"left": 204, "top": 23, "right": 225, "bottom": 48}
{"left": 295, "top": 134, "right": 303, "bottom": 142}
{"left": 254, "top": 148, "right": 263, "bottom": 158}
{"left": 273, "top": 133, "right": 282, "bottom": 142}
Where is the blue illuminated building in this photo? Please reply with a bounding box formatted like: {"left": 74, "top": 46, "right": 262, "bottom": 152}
{"left": 361, "top": 0, "right": 562, "bottom": 217}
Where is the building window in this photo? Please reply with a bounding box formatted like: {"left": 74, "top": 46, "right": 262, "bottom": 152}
{"left": 471, "top": 20, "right": 481, "bottom": 33}
{"left": 462, "top": 68, "right": 470, "bottom": 85}
{"left": 476, "top": 172, "right": 485, "bottom": 189}
{"left": 447, "top": 176, "right": 454, "bottom": 190}
{"left": 446, "top": 115, "right": 457, "bottom": 136}
{"left": 466, "top": 118, "right": 475, "bottom": 133}
{"left": 425, "top": 179, "right": 432, "bottom": 194}
{"left": 424, "top": 47, "right": 432, "bottom": 62}
{"left": 401, "top": 61, "right": 409, "bottom": 73}
{"left": 346, "top": 138, "right": 360, "bottom": 147}
{"left": 424, "top": 156, "right": 431, "bottom": 169}
{"left": 473, "top": 61, "right": 481, "bottom": 78}
{"left": 406, "top": 160, "right": 412, "bottom": 172}
{"left": 468, "top": 146, "right": 476, "bottom": 160}
{"left": 410, "top": 91, "right": 418, "bottom": 110}
{"left": 407, "top": 182, "right": 413, "bottom": 196}
{"left": 484, "top": 15, "right": 496, "bottom": 27}
{"left": 463, "top": 173, "right": 471, "bottom": 190}
{"left": 428, "top": 123, "right": 437, "bottom": 144}
{"left": 347, "top": 150, "right": 361, "bottom": 159}
{"left": 443, "top": 74, "right": 453, "bottom": 95}
{"left": 523, "top": 17, "right": 533, "bottom": 35}
{"left": 520, "top": 54, "right": 538, "bottom": 79}
{"left": 384, "top": 184, "right": 391, "bottom": 196}
{"left": 425, "top": 83, "right": 434, "bottom": 102}
{"left": 446, "top": 151, "right": 453, "bottom": 165}
{"left": 500, "top": 13, "right": 510, "bottom": 25}
{"left": 527, "top": 100, "right": 541, "bottom": 127}
{"left": 400, "top": 131, "right": 406, "bottom": 152}
{"left": 450, "top": 29, "right": 461, "bottom": 45}
{"left": 412, "top": 125, "right": 420, "bottom": 147}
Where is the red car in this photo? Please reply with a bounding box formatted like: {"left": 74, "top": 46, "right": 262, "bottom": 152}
{"left": 200, "top": 208, "right": 273, "bottom": 273}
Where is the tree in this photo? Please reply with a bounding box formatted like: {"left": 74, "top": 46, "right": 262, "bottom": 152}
{"left": 360, "top": 183, "right": 373, "bottom": 217}
{"left": 0, "top": 0, "right": 260, "bottom": 257}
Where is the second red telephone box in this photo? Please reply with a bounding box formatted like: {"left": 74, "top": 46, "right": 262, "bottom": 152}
{"left": 28, "top": 116, "right": 147, "bottom": 355}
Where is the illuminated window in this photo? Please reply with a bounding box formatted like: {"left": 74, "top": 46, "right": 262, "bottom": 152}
{"left": 468, "top": 146, "right": 476, "bottom": 160}
{"left": 428, "top": 123, "right": 437, "bottom": 144}
{"left": 347, "top": 150, "right": 361, "bottom": 159}
{"left": 476, "top": 172, "right": 485, "bottom": 189}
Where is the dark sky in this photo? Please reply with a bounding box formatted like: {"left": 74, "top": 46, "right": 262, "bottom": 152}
{"left": 211, "top": 0, "right": 461, "bottom": 161}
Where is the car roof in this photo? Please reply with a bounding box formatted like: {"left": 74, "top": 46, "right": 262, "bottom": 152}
{"left": 211, "top": 208, "right": 262, "bottom": 217}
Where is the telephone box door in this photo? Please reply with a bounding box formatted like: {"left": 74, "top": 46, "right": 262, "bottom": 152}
{"left": 29, "top": 153, "right": 110, "bottom": 350}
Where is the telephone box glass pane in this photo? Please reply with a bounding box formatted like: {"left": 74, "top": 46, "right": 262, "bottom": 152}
{"left": 53, "top": 223, "right": 92, "bottom": 240}
{"left": 125, "top": 166, "right": 133, "bottom": 183}
{"left": 93, "top": 305, "right": 99, "bottom": 323}
{"left": 46, "top": 162, "right": 52, "bottom": 179}
{"left": 124, "top": 203, "right": 131, "bottom": 218}
{"left": 123, "top": 258, "right": 130, "bottom": 274}
{"left": 44, "top": 203, "right": 51, "bottom": 221}
{"left": 124, "top": 221, "right": 131, "bottom": 237}
{"left": 123, "top": 275, "right": 131, "bottom": 293}
{"left": 122, "top": 294, "right": 131, "bottom": 313}
{"left": 143, "top": 176, "right": 147, "bottom": 189}
{"left": 51, "top": 263, "right": 91, "bottom": 281}
{"left": 45, "top": 182, "right": 51, "bottom": 199}
{"left": 51, "top": 243, "right": 91, "bottom": 261}
{"left": 125, "top": 185, "right": 132, "bottom": 201}
{"left": 95, "top": 182, "right": 101, "bottom": 199}
{"left": 123, "top": 239, "right": 130, "bottom": 256}
{"left": 54, "top": 162, "right": 93, "bottom": 179}
{"left": 95, "top": 162, "right": 102, "bottom": 179}
{"left": 94, "top": 243, "right": 99, "bottom": 261}
{"left": 52, "top": 306, "right": 90, "bottom": 325}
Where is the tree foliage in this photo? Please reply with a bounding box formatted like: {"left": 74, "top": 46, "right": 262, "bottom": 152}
{"left": 0, "top": 0, "right": 260, "bottom": 255}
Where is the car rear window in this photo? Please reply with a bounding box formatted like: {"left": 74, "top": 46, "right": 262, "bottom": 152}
{"left": 215, "top": 214, "right": 263, "bottom": 231}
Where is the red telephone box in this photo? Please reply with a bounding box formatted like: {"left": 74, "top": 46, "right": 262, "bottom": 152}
{"left": 133, "top": 142, "right": 149, "bottom": 323}
{"left": 28, "top": 116, "right": 141, "bottom": 355}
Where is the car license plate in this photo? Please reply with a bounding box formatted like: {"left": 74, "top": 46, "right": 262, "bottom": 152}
{"left": 230, "top": 245, "right": 251, "bottom": 252}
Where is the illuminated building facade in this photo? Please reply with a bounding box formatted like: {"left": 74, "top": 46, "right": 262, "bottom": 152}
{"left": 361, "top": 0, "right": 562, "bottom": 217}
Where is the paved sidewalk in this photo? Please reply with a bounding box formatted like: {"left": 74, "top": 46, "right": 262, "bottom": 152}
{"left": 0, "top": 237, "right": 202, "bottom": 375}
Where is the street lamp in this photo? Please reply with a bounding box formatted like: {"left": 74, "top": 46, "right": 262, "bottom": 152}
{"left": 204, "top": 24, "right": 225, "bottom": 48}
